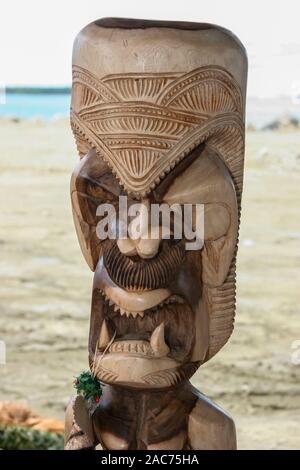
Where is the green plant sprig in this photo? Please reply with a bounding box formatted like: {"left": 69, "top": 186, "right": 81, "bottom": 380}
{"left": 73, "top": 370, "right": 103, "bottom": 404}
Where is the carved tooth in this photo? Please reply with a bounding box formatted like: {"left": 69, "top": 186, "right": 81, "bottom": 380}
{"left": 109, "top": 300, "right": 114, "bottom": 307}
{"left": 150, "top": 322, "right": 170, "bottom": 358}
{"left": 98, "top": 320, "right": 110, "bottom": 350}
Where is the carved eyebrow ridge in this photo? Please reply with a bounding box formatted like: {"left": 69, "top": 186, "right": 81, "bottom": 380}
{"left": 152, "top": 143, "right": 206, "bottom": 203}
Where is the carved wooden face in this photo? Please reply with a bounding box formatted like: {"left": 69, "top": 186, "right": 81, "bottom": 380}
{"left": 71, "top": 141, "right": 238, "bottom": 388}
{"left": 70, "top": 22, "right": 246, "bottom": 388}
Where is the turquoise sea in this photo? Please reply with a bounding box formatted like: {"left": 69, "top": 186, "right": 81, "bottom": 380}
{"left": 0, "top": 92, "right": 70, "bottom": 119}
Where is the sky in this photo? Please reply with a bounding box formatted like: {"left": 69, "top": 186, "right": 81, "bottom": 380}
{"left": 0, "top": 0, "right": 300, "bottom": 98}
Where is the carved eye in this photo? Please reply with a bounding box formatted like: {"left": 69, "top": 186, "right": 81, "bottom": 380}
{"left": 86, "top": 180, "right": 119, "bottom": 205}
{"left": 163, "top": 148, "right": 237, "bottom": 242}
{"left": 86, "top": 181, "right": 107, "bottom": 200}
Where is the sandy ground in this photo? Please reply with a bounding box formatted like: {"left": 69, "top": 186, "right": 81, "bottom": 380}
{"left": 0, "top": 119, "right": 299, "bottom": 449}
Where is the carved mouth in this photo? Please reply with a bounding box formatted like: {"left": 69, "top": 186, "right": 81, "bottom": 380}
{"left": 93, "top": 256, "right": 194, "bottom": 361}
{"left": 103, "top": 240, "right": 185, "bottom": 291}
{"left": 92, "top": 254, "right": 196, "bottom": 387}
{"left": 98, "top": 291, "right": 191, "bottom": 360}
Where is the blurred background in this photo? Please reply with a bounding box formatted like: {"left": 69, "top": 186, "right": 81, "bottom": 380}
{"left": 0, "top": 0, "right": 299, "bottom": 450}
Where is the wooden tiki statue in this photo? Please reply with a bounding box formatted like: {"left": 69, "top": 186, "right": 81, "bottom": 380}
{"left": 65, "top": 18, "right": 247, "bottom": 450}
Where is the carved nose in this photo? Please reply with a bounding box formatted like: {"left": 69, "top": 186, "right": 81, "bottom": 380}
{"left": 117, "top": 198, "right": 162, "bottom": 259}
{"left": 117, "top": 236, "right": 161, "bottom": 259}
{"left": 135, "top": 236, "right": 161, "bottom": 259}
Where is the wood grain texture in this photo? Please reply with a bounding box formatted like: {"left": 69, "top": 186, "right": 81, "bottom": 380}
{"left": 66, "top": 18, "right": 247, "bottom": 450}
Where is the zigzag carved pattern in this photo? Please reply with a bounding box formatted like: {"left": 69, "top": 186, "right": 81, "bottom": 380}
{"left": 71, "top": 121, "right": 91, "bottom": 157}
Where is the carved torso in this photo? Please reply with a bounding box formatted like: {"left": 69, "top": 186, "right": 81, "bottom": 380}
{"left": 93, "top": 383, "right": 196, "bottom": 450}
{"left": 65, "top": 382, "right": 236, "bottom": 450}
